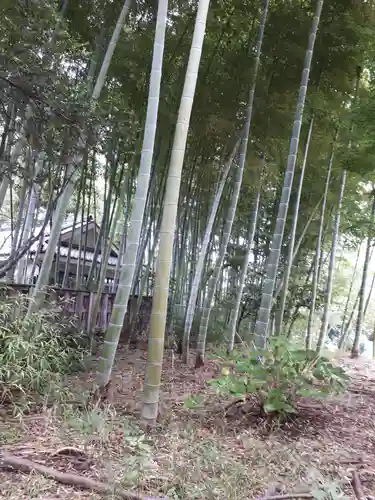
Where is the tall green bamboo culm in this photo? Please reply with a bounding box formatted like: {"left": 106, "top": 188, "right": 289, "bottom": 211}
{"left": 254, "top": 0, "right": 324, "bottom": 349}
{"left": 305, "top": 141, "right": 334, "bottom": 349}
{"left": 142, "top": 0, "right": 211, "bottom": 425}
{"left": 274, "top": 117, "right": 314, "bottom": 336}
{"left": 96, "top": 0, "right": 168, "bottom": 388}
{"left": 194, "top": 0, "right": 269, "bottom": 367}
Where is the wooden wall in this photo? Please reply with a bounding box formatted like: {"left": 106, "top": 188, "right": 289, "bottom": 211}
{"left": 0, "top": 283, "right": 152, "bottom": 338}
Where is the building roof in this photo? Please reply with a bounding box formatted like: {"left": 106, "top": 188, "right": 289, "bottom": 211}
{"left": 0, "top": 212, "right": 119, "bottom": 267}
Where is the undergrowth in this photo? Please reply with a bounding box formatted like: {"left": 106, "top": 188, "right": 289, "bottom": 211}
{"left": 0, "top": 292, "right": 88, "bottom": 414}
{"left": 206, "top": 338, "right": 349, "bottom": 420}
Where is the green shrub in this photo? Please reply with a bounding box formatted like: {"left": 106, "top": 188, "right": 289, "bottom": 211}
{"left": 0, "top": 293, "right": 88, "bottom": 409}
{"left": 209, "top": 338, "right": 349, "bottom": 420}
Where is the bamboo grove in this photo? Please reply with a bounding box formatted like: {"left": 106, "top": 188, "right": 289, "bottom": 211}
{"left": 1, "top": 0, "right": 375, "bottom": 424}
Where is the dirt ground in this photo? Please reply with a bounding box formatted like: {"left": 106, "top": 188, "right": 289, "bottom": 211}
{"left": 1, "top": 349, "right": 375, "bottom": 499}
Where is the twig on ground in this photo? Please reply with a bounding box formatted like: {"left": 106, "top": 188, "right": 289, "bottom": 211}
{"left": 257, "top": 483, "right": 282, "bottom": 498}
{"left": 235, "top": 332, "right": 248, "bottom": 348}
{"left": 348, "top": 386, "right": 375, "bottom": 396}
{"left": 224, "top": 397, "right": 248, "bottom": 410}
{"left": 2, "top": 453, "right": 167, "bottom": 500}
{"left": 351, "top": 470, "right": 365, "bottom": 500}
{"left": 259, "top": 494, "right": 313, "bottom": 500}
{"left": 51, "top": 447, "right": 86, "bottom": 457}
{"left": 339, "top": 458, "right": 364, "bottom": 465}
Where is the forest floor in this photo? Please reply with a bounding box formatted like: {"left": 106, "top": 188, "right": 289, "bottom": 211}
{"left": 1, "top": 348, "right": 375, "bottom": 499}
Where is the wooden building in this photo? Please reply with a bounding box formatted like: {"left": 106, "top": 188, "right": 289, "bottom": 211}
{"left": 0, "top": 216, "right": 120, "bottom": 289}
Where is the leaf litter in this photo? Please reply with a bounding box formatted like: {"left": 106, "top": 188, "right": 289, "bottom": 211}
{"left": 0, "top": 349, "right": 375, "bottom": 498}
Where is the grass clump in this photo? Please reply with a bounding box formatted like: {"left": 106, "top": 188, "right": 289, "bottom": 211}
{"left": 0, "top": 292, "right": 88, "bottom": 412}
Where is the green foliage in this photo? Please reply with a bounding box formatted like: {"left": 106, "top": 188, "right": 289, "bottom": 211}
{"left": 209, "top": 339, "right": 349, "bottom": 419}
{"left": 1, "top": 0, "right": 375, "bottom": 369}
{"left": 184, "top": 395, "right": 204, "bottom": 409}
{"left": 0, "top": 294, "right": 87, "bottom": 410}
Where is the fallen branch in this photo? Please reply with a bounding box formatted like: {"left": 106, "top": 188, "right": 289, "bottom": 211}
{"left": 351, "top": 470, "right": 365, "bottom": 500}
{"left": 2, "top": 453, "right": 167, "bottom": 500}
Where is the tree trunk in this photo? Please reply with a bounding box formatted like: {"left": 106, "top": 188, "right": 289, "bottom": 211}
{"left": 305, "top": 142, "right": 334, "bottom": 349}
{"left": 96, "top": 0, "right": 168, "bottom": 387}
{"left": 339, "top": 244, "right": 360, "bottom": 342}
{"left": 338, "top": 289, "right": 359, "bottom": 350}
{"left": 15, "top": 154, "right": 45, "bottom": 283}
{"left": 351, "top": 194, "right": 375, "bottom": 357}
{"left": 89, "top": 170, "right": 130, "bottom": 344}
{"left": 254, "top": 0, "right": 324, "bottom": 349}
{"left": 141, "top": 0, "right": 210, "bottom": 425}
{"left": 182, "top": 139, "right": 239, "bottom": 359}
{"left": 194, "top": 0, "right": 269, "bottom": 366}
{"left": 274, "top": 196, "right": 322, "bottom": 300}
{"left": 275, "top": 117, "right": 314, "bottom": 335}
{"left": 227, "top": 170, "right": 262, "bottom": 352}
{"left": 316, "top": 169, "right": 347, "bottom": 352}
